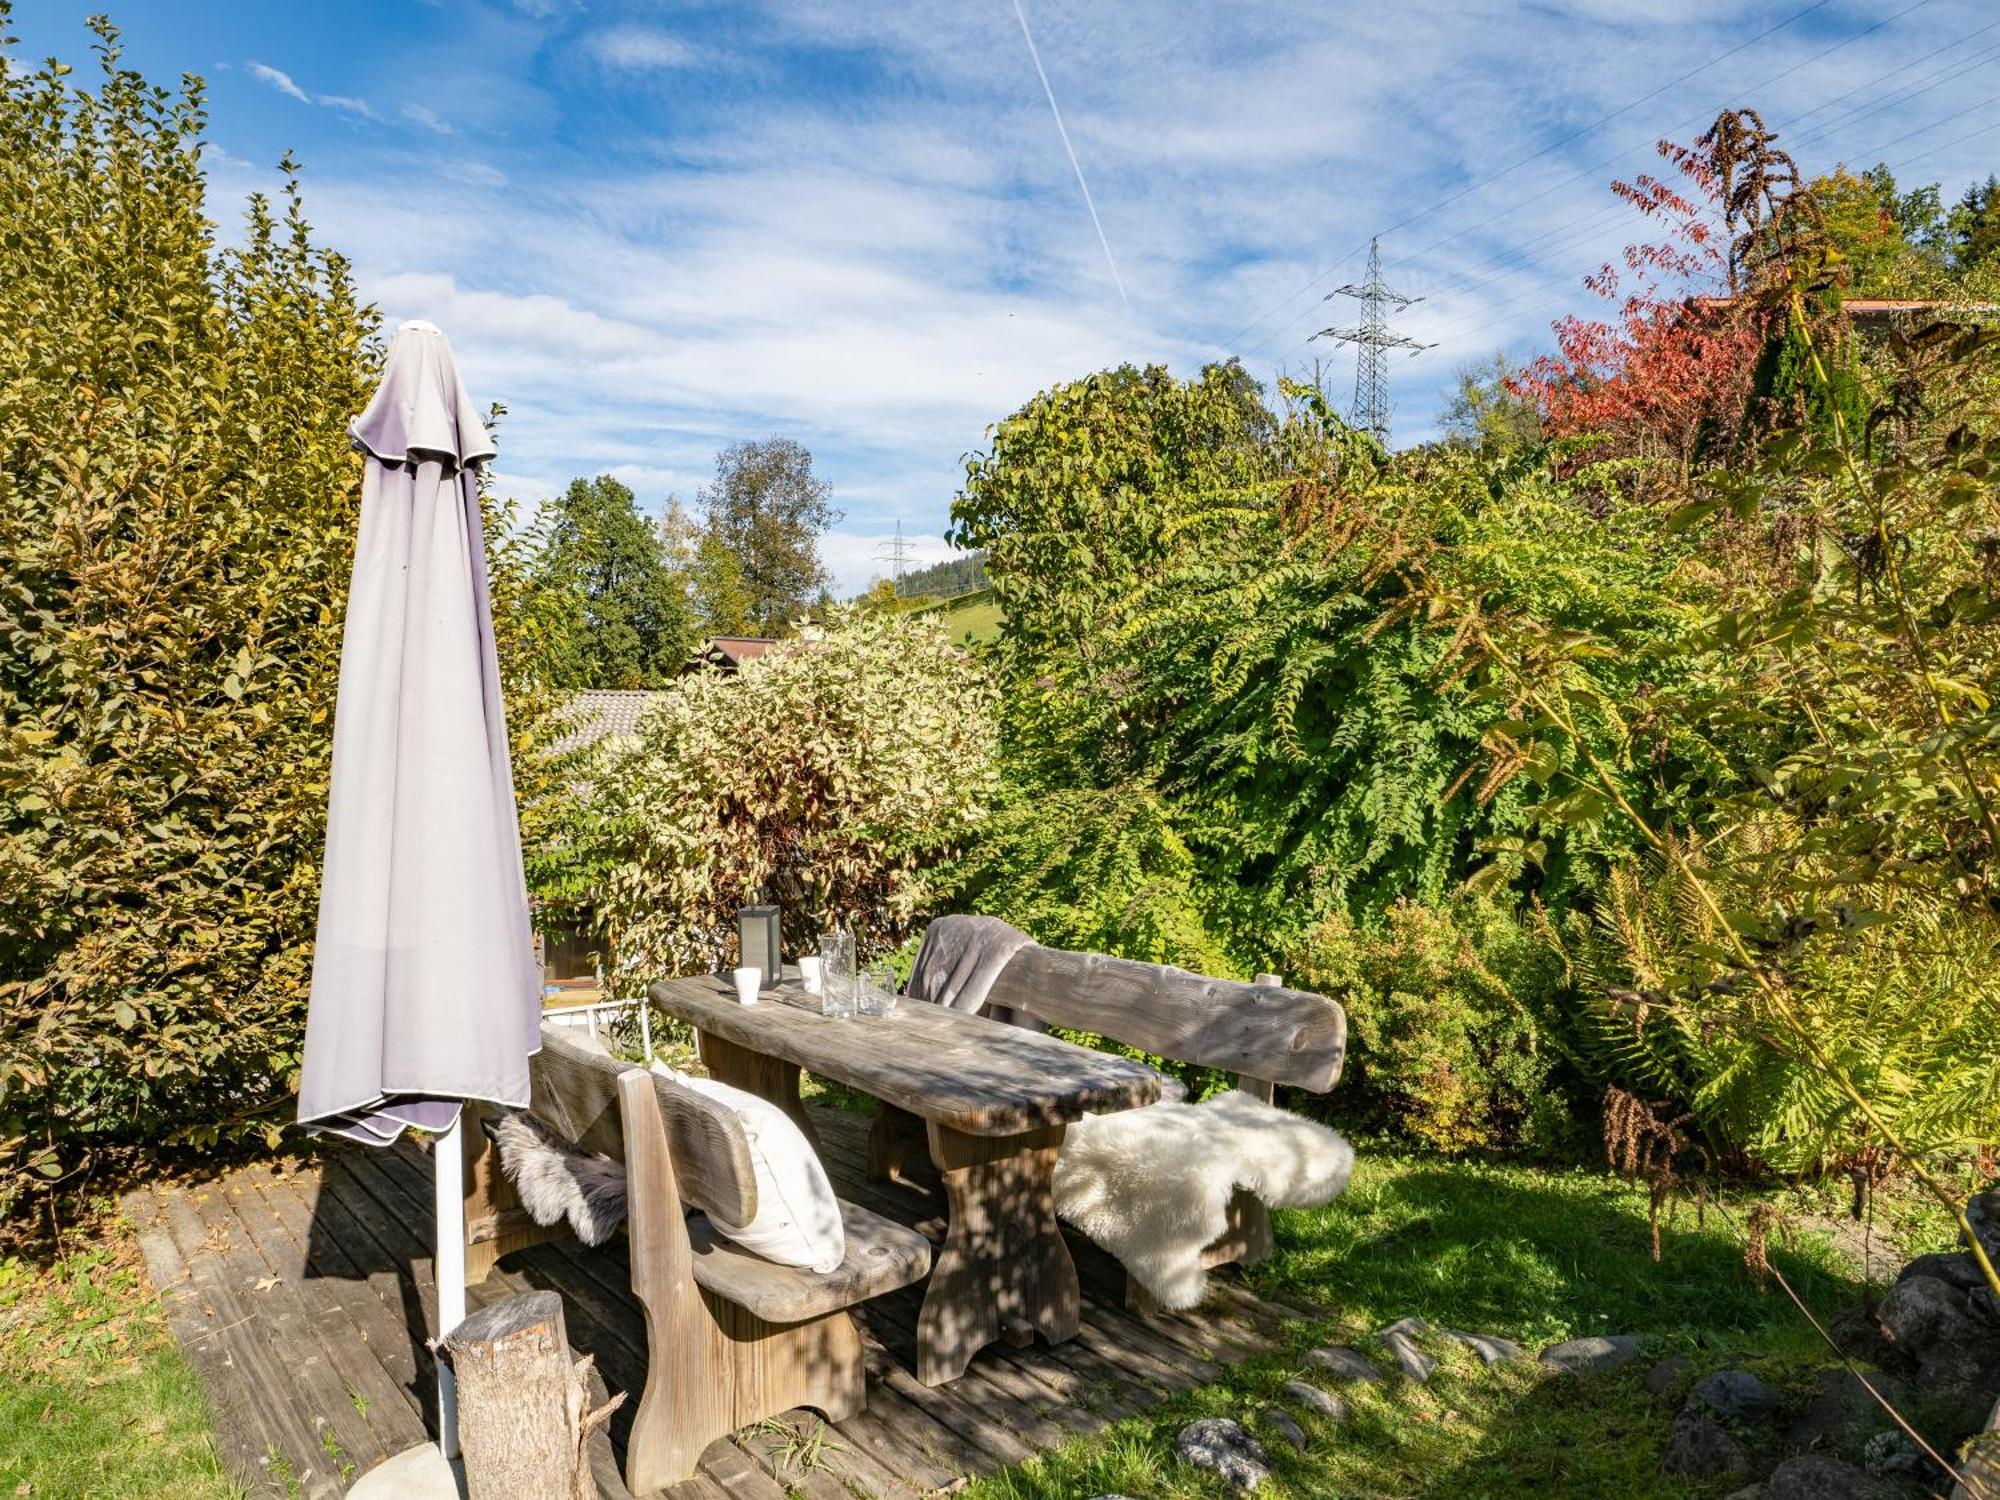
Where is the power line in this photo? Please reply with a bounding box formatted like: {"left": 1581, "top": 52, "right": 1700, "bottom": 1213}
{"left": 1362, "top": 0, "right": 1949, "bottom": 314}
{"left": 1265, "top": 11, "right": 2000, "bottom": 375}
{"left": 1312, "top": 238, "right": 1435, "bottom": 445}
{"left": 1212, "top": 0, "right": 1844, "bottom": 360}
{"left": 1417, "top": 90, "right": 2000, "bottom": 359}
{"left": 1249, "top": 0, "right": 1962, "bottom": 374}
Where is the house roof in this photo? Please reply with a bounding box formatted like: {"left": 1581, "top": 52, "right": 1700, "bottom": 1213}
{"left": 551, "top": 688, "right": 669, "bottom": 754}
{"left": 687, "top": 636, "right": 779, "bottom": 672}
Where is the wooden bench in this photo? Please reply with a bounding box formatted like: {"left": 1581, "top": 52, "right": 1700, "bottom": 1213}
{"left": 462, "top": 1025, "right": 933, "bottom": 1493}
{"left": 877, "top": 944, "right": 1346, "bottom": 1309}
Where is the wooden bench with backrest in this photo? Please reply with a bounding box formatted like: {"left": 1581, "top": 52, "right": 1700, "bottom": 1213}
{"left": 461, "top": 1024, "right": 933, "bottom": 1493}
{"left": 874, "top": 943, "right": 1345, "bottom": 1307}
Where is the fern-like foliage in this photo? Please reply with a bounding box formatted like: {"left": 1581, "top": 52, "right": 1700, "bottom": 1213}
{"left": 1558, "top": 825, "right": 2000, "bottom": 1173}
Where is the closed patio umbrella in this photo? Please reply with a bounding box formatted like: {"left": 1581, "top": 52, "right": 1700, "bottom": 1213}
{"left": 298, "top": 318, "right": 542, "bottom": 1459}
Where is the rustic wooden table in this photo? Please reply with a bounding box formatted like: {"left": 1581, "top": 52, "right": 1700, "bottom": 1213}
{"left": 650, "top": 969, "right": 1161, "bottom": 1385}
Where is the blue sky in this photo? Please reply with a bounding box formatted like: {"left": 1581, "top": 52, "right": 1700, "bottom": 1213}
{"left": 11, "top": 1, "right": 2000, "bottom": 591}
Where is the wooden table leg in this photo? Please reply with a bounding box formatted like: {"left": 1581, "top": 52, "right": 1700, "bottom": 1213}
{"left": 695, "top": 1031, "right": 824, "bottom": 1154}
{"left": 867, "top": 1104, "right": 927, "bottom": 1183}
{"left": 916, "top": 1120, "right": 1078, "bottom": 1386}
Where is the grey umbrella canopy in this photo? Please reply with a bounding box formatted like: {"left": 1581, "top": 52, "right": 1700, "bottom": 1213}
{"left": 298, "top": 319, "right": 541, "bottom": 1144}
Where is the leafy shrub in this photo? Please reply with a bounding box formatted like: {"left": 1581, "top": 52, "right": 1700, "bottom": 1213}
{"left": 1560, "top": 831, "right": 2000, "bottom": 1175}
{"left": 938, "top": 781, "right": 1231, "bottom": 974}
{"left": 0, "top": 25, "right": 554, "bottom": 1215}
{"left": 1289, "top": 897, "right": 1580, "bottom": 1156}
{"left": 570, "top": 606, "right": 996, "bottom": 990}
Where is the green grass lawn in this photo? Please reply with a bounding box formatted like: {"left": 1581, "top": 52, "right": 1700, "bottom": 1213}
{"left": 964, "top": 1151, "right": 1958, "bottom": 1500}
{"left": 0, "top": 1229, "right": 238, "bottom": 1499}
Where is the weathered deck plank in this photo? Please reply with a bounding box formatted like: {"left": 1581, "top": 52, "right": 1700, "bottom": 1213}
{"left": 125, "top": 1104, "right": 1290, "bottom": 1499}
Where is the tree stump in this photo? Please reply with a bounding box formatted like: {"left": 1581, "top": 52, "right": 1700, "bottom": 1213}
{"left": 441, "top": 1290, "right": 620, "bottom": 1500}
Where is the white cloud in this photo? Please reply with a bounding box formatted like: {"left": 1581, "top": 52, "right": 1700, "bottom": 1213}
{"left": 583, "top": 25, "right": 707, "bottom": 72}
{"left": 247, "top": 61, "right": 310, "bottom": 104}
{"left": 317, "top": 93, "right": 380, "bottom": 121}
{"left": 247, "top": 60, "right": 379, "bottom": 121}
{"left": 402, "top": 103, "right": 457, "bottom": 136}
{"left": 221, "top": 0, "right": 1999, "bottom": 510}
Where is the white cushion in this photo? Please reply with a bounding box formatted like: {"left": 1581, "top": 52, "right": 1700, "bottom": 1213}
{"left": 650, "top": 1062, "right": 845, "bottom": 1274}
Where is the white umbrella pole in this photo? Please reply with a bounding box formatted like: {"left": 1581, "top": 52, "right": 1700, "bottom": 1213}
{"left": 434, "top": 1113, "right": 467, "bottom": 1460}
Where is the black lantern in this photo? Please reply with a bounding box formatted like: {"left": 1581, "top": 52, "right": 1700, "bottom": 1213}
{"left": 737, "top": 903, "right": 781, "bottom": 988}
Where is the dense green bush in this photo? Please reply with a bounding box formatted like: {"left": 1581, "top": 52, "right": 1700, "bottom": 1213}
{"left": 0, "top": 24, "right": 555, "bottom": 1215}
{"left": 1289, "top": 897, "right": 1581, "bottom": 1156}
{"left": 568, "top": 606, "right": 996, "bottom": 990}
{"left": 937, "top": 781, "right": 1228, "bottom": 974}
{"left": 948, "top": 371, "right": 1707, "bottom": 964}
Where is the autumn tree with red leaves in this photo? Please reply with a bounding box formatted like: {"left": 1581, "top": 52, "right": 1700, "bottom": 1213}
{"left": 1508, "top": 123, "right": 1781, "bottom": 484}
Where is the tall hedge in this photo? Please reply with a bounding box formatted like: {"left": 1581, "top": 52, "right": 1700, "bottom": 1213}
{"left": 0, "top": 19, "right": 518, "bottom": 1213}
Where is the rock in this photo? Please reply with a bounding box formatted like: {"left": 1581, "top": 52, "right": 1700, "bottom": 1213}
{"left": 1304, "top": 1346, "right": 1382, "bottom": 1382}
{"left": 1898, "top": 1251, "right": 1986, "bottom": 1292}
{"left": 1645, "top": 1355, "right": 1694, "bottom": 1398}
{"left": 1860, "top": 1428, "right": 1927, "bottom": 1479}
{"left": 1764, "top": 1454, "right": 1896, "bottom": 1500}
{"left": 1257, "top": 1408, "right": 1308, "bottom": 1451}
{"left": 1786, "top": 1368, "right": 1911, "bottom": 1452}
{"left": 1377, "top": 1318, "right": 1436, "bottom": 1382}
{"left": 1446, "top": 1329, "right": 1527, "bottom": 1365}
{"left": 1660, "top": 1410, "right": 1750, "bottom": 1478}
{"left": 1879, "top": 1273, "right": 1970, "bottom": 1350}
{"left": 1722, "top": 1489, "right": 1765, "bottom": 1500}
{"left": 1689, "top": 1368, "right": 1779, "bottom": 1423}
{"left": 1539, "top": 1335, "right": 1644, "bottom": 1374}
{"left": 1967, "top": 1184, "right": 1999, "bottom": 1265}
{"left": 1279, "top": 1380, "right": 1346, "bottom": 1420}
{"left": 1175, "top": 1419, "right": 1271, "bottom": 1492}
{"left": 1877, "top": 1273, "right": 2000, "bottom": 1393}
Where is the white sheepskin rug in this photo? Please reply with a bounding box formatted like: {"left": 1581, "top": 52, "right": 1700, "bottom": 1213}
{"left": 1053, "top": 1090, "right": 1354, "bottom": 1311}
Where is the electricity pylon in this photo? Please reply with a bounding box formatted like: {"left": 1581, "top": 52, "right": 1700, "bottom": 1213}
{"left": 1312, "top": 237, "right": 1435, "bottom": 445}
{"left": 877, "top": 520, "right": 915, "bottom": 590}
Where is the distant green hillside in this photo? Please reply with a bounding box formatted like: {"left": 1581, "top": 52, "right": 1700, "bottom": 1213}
{"left": 912, "top": 585, "right": 1002, "bottom": 646}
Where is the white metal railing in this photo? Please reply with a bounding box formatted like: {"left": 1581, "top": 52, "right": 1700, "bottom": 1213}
{"left": 542, "top": 994, "right": 654, "bottom": 1062}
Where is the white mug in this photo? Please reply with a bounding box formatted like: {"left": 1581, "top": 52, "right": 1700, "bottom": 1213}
{"left": 799, "top": 955, "right": 824, "bottom": 995}
{"left": 731, "top": 965, "right": 761, "bottom": 1005}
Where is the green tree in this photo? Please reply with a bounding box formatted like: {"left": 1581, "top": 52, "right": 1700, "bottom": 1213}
{"left": 949, "top": 360, "right": 1277, "bottom": 788}
{"left": 0, "top": 16, "right": 553, "bottom": 1211}
{"left": 697, "top": 438, "right": 839, "bottom": 636}
{"left": 1438, "top": 353, "right": 1542, "bottom": 455}
{"left": 1951, "top": 174, "right": 2000, "bottom": 271}
{"left": 1809, "top": 164, "right": 1947, "bottom": 295}
{"left": 533, "top": 474, "right": 696, "bottom": 688}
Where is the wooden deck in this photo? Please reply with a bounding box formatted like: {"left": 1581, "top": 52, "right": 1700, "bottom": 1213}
{"left": 124, "top": 1103, "right": 1293, "bottom": 1499}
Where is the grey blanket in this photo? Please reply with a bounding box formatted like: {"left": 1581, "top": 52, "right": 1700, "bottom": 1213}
{"left": 906, "top": 915, "right": 1039, "bottom": 1029}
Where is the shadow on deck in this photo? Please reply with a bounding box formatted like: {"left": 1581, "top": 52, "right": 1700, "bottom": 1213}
{"left": 123, "top": 1105, "right": 1295, "bottom": 1499}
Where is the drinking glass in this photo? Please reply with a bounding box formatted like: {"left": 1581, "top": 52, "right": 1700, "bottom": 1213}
{"left": 817, "top": 929, "right": 856, "bottom": 1018}
{"left": 858, "top": 961, "right": 898, "bottom": 1017}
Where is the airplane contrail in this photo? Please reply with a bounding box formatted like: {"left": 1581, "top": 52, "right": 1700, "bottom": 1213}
{"left": 1011, "top": 0, "right": 1132, "bottom": 315}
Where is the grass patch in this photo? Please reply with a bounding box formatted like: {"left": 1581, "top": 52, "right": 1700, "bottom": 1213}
{"left": 0, "top": 1224, "right": 239, "bottom": 1499}
{"left": 965, "top": 1151, "right": 1953, "bottom": 1500}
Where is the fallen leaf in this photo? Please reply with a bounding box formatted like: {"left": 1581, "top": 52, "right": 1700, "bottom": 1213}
{"left": 253, "top": 1276, "right": 280, "bottom": 1292}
